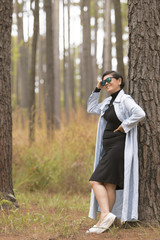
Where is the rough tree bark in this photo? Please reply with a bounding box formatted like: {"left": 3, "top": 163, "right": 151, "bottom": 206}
{"left": 0, "top": 0, "right": 17, "bottom": 206}
{"left": 128, "top": 0, "right": 160, "bottom": 224}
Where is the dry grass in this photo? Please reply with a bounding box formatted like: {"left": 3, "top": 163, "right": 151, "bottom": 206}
{"left": 12, "top": 108, "right": 98, "bottom": 193}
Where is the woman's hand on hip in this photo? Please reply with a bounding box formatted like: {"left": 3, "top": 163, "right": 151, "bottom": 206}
{"left": 114, "top": 125, "right": 125, "bottom": 133}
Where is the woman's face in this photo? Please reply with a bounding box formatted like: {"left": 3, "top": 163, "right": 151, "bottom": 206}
{"left": 103, "top": 74, "right": 121, "bottom": 95}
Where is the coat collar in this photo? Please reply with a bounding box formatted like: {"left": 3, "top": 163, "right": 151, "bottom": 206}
{"left": 114, "top": 89, "right": 125, "bottom": 102}
{"left": 100, "top": 89, "right": 125, "bottom": 111}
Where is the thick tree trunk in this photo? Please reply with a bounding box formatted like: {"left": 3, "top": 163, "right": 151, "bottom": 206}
{"left": 28, "top": 0, "right": 39, "bottom": 142}
{"left": 0, "top": 0, "right": 17, "bottom": 205}
{"left": 113, "top": 0, "right": 125, "bottom": 79}
{"left": 128, "top": 0, "right": 160, "bottom": 224}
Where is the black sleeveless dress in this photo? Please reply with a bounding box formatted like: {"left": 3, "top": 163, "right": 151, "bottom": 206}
{"left": 89, "top": 90, "right": 126, "bottom": 190}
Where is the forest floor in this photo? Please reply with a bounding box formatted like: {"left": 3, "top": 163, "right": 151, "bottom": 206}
{"left": 0, "top": 193, "right": 159, "bottom": 240}
{"left": 0, "top": 221, "right": 160, "bottom": 240}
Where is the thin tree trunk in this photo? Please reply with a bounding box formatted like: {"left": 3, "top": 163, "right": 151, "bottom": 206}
{"left": 45, "top": 0, "right": 54, "bottom": 135}
{"left": 80, "top": 5, "right": 85, "bottom": 105}
{"left": 100, "top": 0, "right": 112, "bottom": 101}
{"left": 16, "top": 0, "right": 29, "bottom": 130}
{"left": 53, "top": 0, "right": 61, "bottom": 128}
{"left": 103, "top": 0, "right": 112, "bottom": 72}
{"left": 28, "top": 0, "right": 39, "bottom": 142}
{"left": 0, "top": 0, "right": 17, "bottom": 206}
{"left": 81, "top": 0, "right": 92, "bottom": 104}
{"left": 68, "top": 0, "right": 75, "bottom": 112}
{"left": 70, "top": 52, "right": 76, "bottom": 112}
{"left": 37, "top": 36, "right": 43, "bottom": 128}
{"left": 113, "top": 0, "right": 125, "bottom": 83}
{"left": 63, "top": 0, "right": 70, "bottom": 123}
{"left": 92, "top": 0, "right": 98, "bottom": 89}
{"left": 128, "top": 0, "right": 160, "bottom": 224}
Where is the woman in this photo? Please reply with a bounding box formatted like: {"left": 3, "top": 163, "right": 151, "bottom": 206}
{"left": 86, "top": 71, "right": 145, "bottom": 234}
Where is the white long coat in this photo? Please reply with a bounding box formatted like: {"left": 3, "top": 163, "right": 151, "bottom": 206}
{"left": 87, "top": 89, "right": 145, "bottom": 222}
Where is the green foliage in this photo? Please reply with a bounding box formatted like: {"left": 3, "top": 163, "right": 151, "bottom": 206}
{"left": 0, "top": 192, "right": 16, "bottom": 210}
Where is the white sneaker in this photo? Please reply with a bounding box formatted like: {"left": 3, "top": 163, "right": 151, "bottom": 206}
{"left": 85, "top": 225, "right": 99, "bottom": 234}
{"left": 96, "top": 213, "right": 116, "bottom": 234}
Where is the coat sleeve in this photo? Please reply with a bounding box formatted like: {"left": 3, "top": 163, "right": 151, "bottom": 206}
{"left": 87, "top": 92, "right": 103, "bottom": 115}
{"left": 121, "top": 96, "right": 146, "bottom": 133}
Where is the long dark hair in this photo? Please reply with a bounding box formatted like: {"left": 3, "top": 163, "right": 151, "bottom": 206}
{"left": 102, "top": 70, "right": 125, "bottom": 89}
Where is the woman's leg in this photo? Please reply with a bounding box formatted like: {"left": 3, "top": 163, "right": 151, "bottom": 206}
{"left": 104, "top": 183, "right": 116, "bottom": 211}
{"left": 90, "top": 181, "right": 116, "bottom": 226}
{"left": 90, "top": 181, "right": 110, "bottom": 226}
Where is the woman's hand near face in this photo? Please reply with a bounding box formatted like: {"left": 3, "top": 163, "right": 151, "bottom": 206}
{"left": 96, "top": 80, "right": 103, "bottom": 90}
{"left": 114, "top": 125, "right": 125, "bottom": 133}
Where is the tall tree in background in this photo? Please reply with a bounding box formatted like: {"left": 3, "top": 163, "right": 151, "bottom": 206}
{"left": 68, "top": 1, "right": 76, "bottom": 112}
{"left": 53, "top": 0, "right": 61, "bottom": 128}
{"left": 70, "top": 52, "right": 76, "bottom": 111}
{"left": 10, "top": 0, "right": 130, "bottom": 139}
{"left": 16, "top": 0, "right": 29, "bottom": 110}
{"left": 36, "top": 34, "right": 46, "bottom": 128}
{"left": 28, "top": 0, "right": 39, "bottom": 142}
{"left": 37, "top": 35, "right": 44, "bottom": 128}
{"left": 103, "top": 0, "right": 112, "bottom": 73}
{"left": 81, "top": 0, "right": 92, "bottom": 104}
{"left": 63, "top": 0, "right": 70, "bottom": 123}
{"left": 113, "top": 0, "right": 125, "bottom": 79}
{"left": 128, "top": 0, "right": 160, "bottom": 223}
{"left": 91, "top": 0, "right": 98, "bottom": 88}
{"left": 0, "top": 0, "right": 17, "bottom": 205}
{"left": 45, "top": 0, "right": 54, "bottom": 135}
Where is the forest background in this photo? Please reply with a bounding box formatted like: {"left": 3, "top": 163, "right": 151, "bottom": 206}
{"left": 11, "top": 0, "right": 128, "bottom": 195}
{"left": 0, "top": 0, "right": 160, "bottom": 239}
